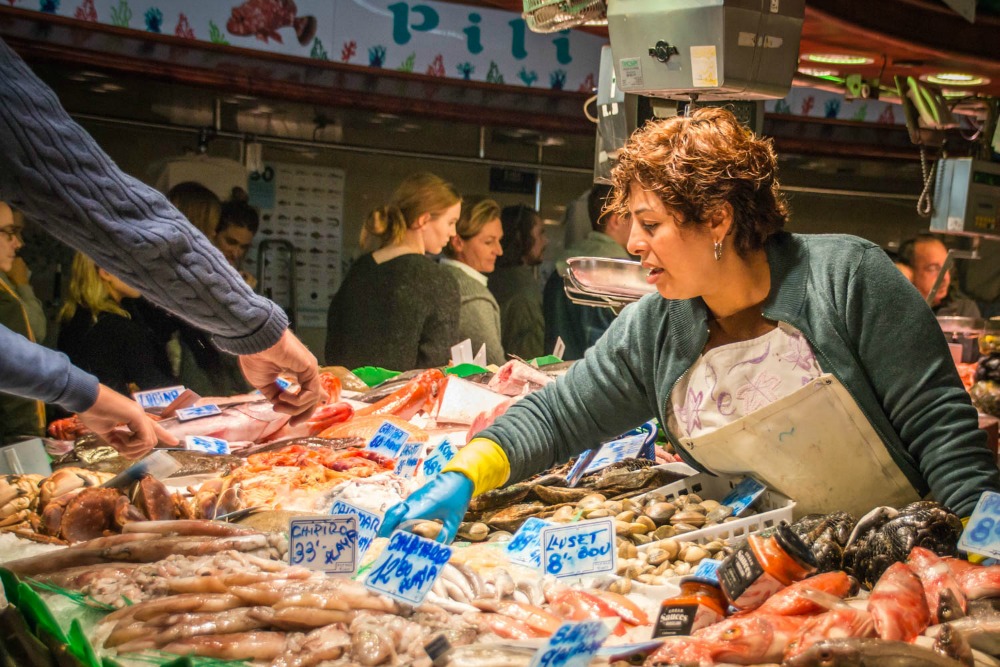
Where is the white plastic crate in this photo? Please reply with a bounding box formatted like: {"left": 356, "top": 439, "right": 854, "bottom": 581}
{"left": 637, "top": 472, "right": 795, "bottom": 547}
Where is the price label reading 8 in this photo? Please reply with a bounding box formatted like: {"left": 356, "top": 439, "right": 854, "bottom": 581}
{"left": 958, "top": 491, "right": 1000, "bottom": 559}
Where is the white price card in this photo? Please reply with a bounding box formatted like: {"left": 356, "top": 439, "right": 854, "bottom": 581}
{"left": 506, "top": 517, "right": 550, "bottom": 568}
{"left": 582, "top": 434, "right": 647, "bottom": 475}
{"left": 540, "top": 518, "right": 616, "bottom": 579}
{"left": 133, "top": 385, "right": 185, "bottom": 410}
{"left": 529, "top": 620, "right": 610, "bottom": 667}
{"left": 959, "top": 490, "right": 1000, "bottom": 559}
{"left": 185, "top": 435, "right": 230, "bottom": 455}
{"left": 176, "top": 404, "right": 222, "bottom": 421}
{"left": 720, "top": 477, "right": 767, "bottom": 517}
{"left": 421, "top": 439, "right": 456, "bottom": 479}
{"left": 365, "top": 530, "right": 452, "bottom": 606}
{"left": 289, "top": 516, "right": 357, "bottom": 574}
{"left": 367, "top": 421, "right": 411, "bottom": 458}
{"left": 328, "top": 500, "right": 381, "bottom": 557}
{"left": 394, "top": 441, "right": 423, "bottom": 477}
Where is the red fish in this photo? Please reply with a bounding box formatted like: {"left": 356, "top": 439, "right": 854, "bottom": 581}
{"left": 908, "top": 546, "right": 968, "bottom": 624}
{"left": 751, "top": 571, "right": 855, "bottom": 617}
{"left": 545, "top": 587, "right": 626, "bottom": 636}
{"left": 694, "top": 614, "right": 812, "bottom": 664}
{"left": 226, "top": 0, "right": 317, "bottom": 45}
{"left": 867, "top": 562, "right": 930, "bottom": 641}
{"left": 783, "top": 607, "right": 876, "bottom": 661}
{"left": 945, "top": 557, "right": 1000, "bottom": 600}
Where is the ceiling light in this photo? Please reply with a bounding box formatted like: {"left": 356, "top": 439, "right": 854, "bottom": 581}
{"left": 922, "top": 72, "right": 989, "bottom": 86}
{"left": 798, "top": 67, "right": 839, "bottom": 77}
{"left": 803, "top": 53, "right": 875, "bottom": 66}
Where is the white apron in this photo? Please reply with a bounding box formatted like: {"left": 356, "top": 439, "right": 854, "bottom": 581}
{"left": 675, "top": 373, "right": 920, "bottom": 518}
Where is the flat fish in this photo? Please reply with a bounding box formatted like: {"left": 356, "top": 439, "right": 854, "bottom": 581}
{"left": 784, "top": 638, "right": 969, "bottom": 667}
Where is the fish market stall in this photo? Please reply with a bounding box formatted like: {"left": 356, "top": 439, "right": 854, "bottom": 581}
{"left": 0, "top": 360, "right": 998, "bottom": 667}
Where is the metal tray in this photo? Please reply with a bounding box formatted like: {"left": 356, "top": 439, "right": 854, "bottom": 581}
{"left": 565, "top": 257, "right": 656, "bottom": 301}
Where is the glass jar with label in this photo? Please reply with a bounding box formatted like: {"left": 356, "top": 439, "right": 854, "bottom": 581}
{"left": 653, "top": 576, "right": 729, "bottom": 637}
{"left": 717, "top": 522, "right": 817, "bottom": 611}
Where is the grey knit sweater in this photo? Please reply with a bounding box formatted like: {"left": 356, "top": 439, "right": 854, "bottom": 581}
{"left": 0, "top": 38, "right": 287, "bottom": 412}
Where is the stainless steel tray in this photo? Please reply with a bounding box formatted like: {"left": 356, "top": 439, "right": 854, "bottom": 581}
{"left": 565, "top": 257, "right": 656, "bottom": 301}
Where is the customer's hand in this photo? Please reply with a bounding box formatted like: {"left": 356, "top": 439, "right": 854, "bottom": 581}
{"left": 77, "top": 384, "right": 178, "bottom": 458}
{"left": 379, "top": 472, "right": 474, "bottom": 544}
{"left": 239, "top": 329, "right": 324, "bottom": 425}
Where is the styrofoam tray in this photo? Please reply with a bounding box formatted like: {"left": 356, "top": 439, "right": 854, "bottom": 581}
{"left": 637, "top": 472, "right": 795, "bottom": 547}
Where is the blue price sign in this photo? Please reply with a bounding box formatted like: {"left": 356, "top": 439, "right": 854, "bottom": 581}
{"left": 394, "top": 442, "right": 423, "bottom": 477}
{"left": 539, "top": 518, "right": 616, "bottom": 579}
{"left": 365, "top": 530, "right": 452, "bottom": 606}
{"left": 720, "top": 477, "right": 767, "bottom": 517}
{"left": 583, "top": 434, "right": 647, "bottom": 475}
{"left": 422, "top": 439, "right": 456, "bottom": 479}
{"left": 506, "top": 517, "right": 550, "bottom": 568}
{"left": 529, "top": 620, "right": 610, "bottom": 667}
{"left": 289, "top": 516, "right": 357, "bottom": 574}
{"left": 565, "top": 449, "right": 596, "bottom": 488}
{"left": 329, "top": 501, "right": 381, "bottom": 557}
{"left": 133, "top": 385, "right": 185, "bottom": 410}
{"left": 176, "top": 404, "right": 222, "bottom": 421}
{"left": 367, "top": 421, "right": 411, "bottom": 458}
{"left": 185, "top": 435, "right": 230, "bottom": 455}
{"left": 692, "top": 558, "right": 724, "bottom": 583}
{"left": 959, "top": 491, "right": 1000, "bottom": 559}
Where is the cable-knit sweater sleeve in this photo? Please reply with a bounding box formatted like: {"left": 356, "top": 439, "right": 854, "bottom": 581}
{"left": 0, "top": 38, "right": 287, "bottom": 357}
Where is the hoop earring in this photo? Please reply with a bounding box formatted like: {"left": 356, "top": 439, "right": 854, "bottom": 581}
{"left": 714, "top": 240, "right": 723, "bottom": 261}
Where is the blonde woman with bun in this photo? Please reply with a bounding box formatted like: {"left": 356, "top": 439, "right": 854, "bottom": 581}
{"left": 440, "top": 197, "right": 505, "bottom": 366}
{"left": 57, "top": 252, "right": 176, "bottom": 395}
{"left": 325, "top": 173, "right": 462, "bottom": 370}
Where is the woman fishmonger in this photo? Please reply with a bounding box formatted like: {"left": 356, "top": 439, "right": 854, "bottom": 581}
{"left": 380, "top": 107, "right": 1000, "bottom": 543}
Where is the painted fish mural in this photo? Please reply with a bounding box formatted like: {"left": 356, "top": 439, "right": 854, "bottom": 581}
{"left": 226, "top": 0, "right": 316, "bottom": 46}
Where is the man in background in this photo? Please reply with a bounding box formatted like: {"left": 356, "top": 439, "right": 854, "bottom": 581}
{"left": 543, "top": 184, "right": 632, "bottom": 360}
{"left": 900, "top": 233, "right": 981, "bottom": 318}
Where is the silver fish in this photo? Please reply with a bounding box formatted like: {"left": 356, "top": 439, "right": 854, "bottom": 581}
{"left": 784, "top": 638, "right": 968, "bottom": 666}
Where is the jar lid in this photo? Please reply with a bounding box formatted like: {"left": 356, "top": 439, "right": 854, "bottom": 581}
{"left": 773, "top": 522, "right": 818, "bottom": 569}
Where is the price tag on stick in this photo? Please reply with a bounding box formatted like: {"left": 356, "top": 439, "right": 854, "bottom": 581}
{"left": 539, "top": 518, "right": 616, "bottom": 579}
{"left": 329, "top": 501, "right": 382, "bottom": 558}
{"left": 394, "top": 441, "right": 423, "bottom": 477}
{"left": 529, "top": 620, "right": 610, "bottom": 667}
{"left": 365, "top": 530, "right": 452, "bottom": 606}
{"left": 959, "top": 490, "right": 1000, "bottom": 559}
{"left": 422, "top": 439, "right": 456, "bottom": 480}
{"left": 506, "top": 517, "right": 550, "bottom": 568}
{"left": 289, "top": 516, "right": 358, "bottom": 574}
{"left": 367, "top": 421, "right": 411, "bottom": 458}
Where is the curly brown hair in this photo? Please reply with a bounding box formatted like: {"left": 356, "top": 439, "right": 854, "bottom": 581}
{"left": 609, "top": 107, "right": 788, "bottom": 257}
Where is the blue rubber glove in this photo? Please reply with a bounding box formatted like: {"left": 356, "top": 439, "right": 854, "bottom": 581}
{"left": 378, "top": 471, "right": 474, "bottom": 544}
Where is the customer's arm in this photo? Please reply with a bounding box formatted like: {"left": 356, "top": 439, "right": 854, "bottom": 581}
{"left": 0, "top": 38, "right": 284, "bottom": 356}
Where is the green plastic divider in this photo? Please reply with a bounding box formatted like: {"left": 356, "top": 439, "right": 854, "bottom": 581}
{"left": 16, "top": 581, "right": 66, "bottom": 645}
{"left": 0, "top": 569, "right": 19, "bottom": 607}
{"left": 68, "top": 619, "right": 100, "bottom": 667}
{"left": 531, "top": 355, "right": 563, "bottom": 366}
{"left": 350, "top": 366, "right": 401, "bottom": 387}
{"left": 444, "top": 363, "right": 488, "bottom": 378}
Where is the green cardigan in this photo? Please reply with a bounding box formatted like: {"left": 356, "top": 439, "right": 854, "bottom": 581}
{"left": 482, "top": 232, "right": 999, "bottom": 517}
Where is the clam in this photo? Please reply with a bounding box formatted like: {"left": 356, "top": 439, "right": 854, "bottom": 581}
{"left": 616, "top": 510, "right": 637, "bottom": 523}
{"left": 682, "top": 545, "right": 710, "bottom": 563}
{"left": 608, "top": 578, "right": 631, "bottom": 594}
{"left": 628, "top": 522, "right": 650, "bottom": 535}
{"left": 644, "top": 502, "right": 677, "bottom": 524}
{"left": 672, "top": 523, "right": 700, "bottom": 534}
{"left": 649, "top": 538, "right": 680, "bottom": 561}
{"left": 635, "top": 516, "right": 657, "bottom": 532}
{"left": 670, "top": 510, "right": 707, "bottom": 527}
{"left": 653, "top": 525, "right": 678, "bottom": 540}
{"left": 615, "top": 520, "right": 633, "bottom": 535}
{"left": 551, "top": 505, "right": 577, "bottom": 523}
{"left": 411, "top": 521, "right": 442, "bottom": 540}
{"left": 578, "top": 493, "right": 607, "bottom": 509}
{"left": 631, "top": 533, "right": 652, "bottom": 545}
{"left": 456, "top": 522, "right": 489, "bottom": 542}
{"left": 584, "top": 508, "right": 612, "bottom": 519}
{"left": 706, "top": 505, "right": 734, "bottom": 524}
{"left": 700, "top": 499, "right": 721, "bottom": 512}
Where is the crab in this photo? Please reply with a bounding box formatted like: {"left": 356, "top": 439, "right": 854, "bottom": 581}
{"left": 38, "top": 467, "right": 113, "bottom": 508}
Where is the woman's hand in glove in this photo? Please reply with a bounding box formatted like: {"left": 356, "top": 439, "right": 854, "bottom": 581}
{"left": 379, "top": 472, "right": 474, "bottom": 544}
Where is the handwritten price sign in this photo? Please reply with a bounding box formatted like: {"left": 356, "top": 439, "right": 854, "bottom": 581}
{"left": 367, "top": 421, "right": 411, "bottom": 458}
{"left": 133, "top": 385, "right": 185, "bottom": 410}
{"left": 539, "top": 518, "right": 616, "bottom": 579}
{"left": 394, "top": 441, "right": 423, "bottom": 477}
{"left": 422, "top": 439, "right": 456, "bottom": 479}
{"left": 506, "top": 517, "right": 550, "bottom": 568}
{"left": 329, "top": 501, "right": 381, "bottom": 557}
{"left": 959, "top": 491, "right": 1000, "bottom": 559}
{"left": 289, "top": 516, "right": 358, "bottom": 574}
{"left": 365, "top": 530, "right": 452, "bottom": 606}
{"left": 529, "top": 620, "right": 610, "bottom": 667}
